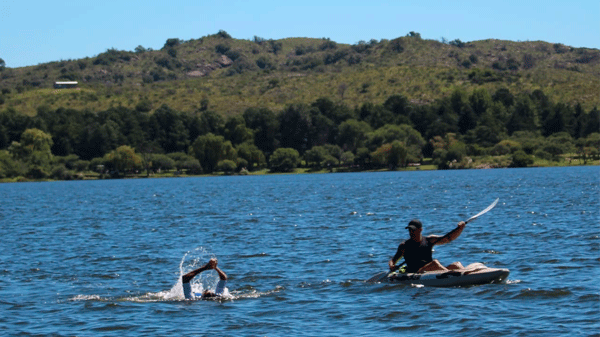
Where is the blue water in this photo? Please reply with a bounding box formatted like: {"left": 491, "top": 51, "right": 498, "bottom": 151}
{"left": 1, "top": 166, "right": 598, "bottom": 336}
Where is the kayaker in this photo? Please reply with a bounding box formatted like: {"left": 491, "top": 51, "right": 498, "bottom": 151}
{"left": 388, "top": 219, "right": 467, "bottom": 273}
{"left": 182, "top": 258, "right": 229, "bottom": 299}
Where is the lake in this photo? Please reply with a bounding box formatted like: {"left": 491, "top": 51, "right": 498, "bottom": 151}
{"left": 1, "top": 166, "right": 598, "bottom": 336}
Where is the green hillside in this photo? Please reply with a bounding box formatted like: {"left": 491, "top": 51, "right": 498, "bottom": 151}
{"left": 1, "top": 31, "right": 599, "bottom": 116}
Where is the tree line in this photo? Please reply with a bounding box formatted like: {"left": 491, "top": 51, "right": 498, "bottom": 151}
{"left": 0, "top": 87, "right": 598, "bottom": 180}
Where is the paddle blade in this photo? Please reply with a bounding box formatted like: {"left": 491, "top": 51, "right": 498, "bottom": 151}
{"left": 466, "top": 198, "right": 499, "bottom": 223}
{"left": 366, "top": 271, "right": 389, "bottom": 283}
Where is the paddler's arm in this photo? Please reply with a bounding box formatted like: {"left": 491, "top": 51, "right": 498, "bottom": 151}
{"left": 430, "top": 221, "right": 466, "bottom": 246}
{"left": 388, "top": 243, "right": 405, "bottom": 271}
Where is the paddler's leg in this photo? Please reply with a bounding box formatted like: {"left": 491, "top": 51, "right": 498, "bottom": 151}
{"left": 416, "top": 259, "right": 448, "bottom": 273}
{"left": 446, "top": 261, "right": 464, "bottom": 270}
{"left": 462, "top": 262, "right": 487, "bottom": 275}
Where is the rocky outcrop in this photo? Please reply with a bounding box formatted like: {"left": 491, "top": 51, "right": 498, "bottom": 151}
{"left": 186, "top": 56, "right": 234, "bottom": 77}
{"left": 216, "top": 55, "right": 233, "bottom": 67}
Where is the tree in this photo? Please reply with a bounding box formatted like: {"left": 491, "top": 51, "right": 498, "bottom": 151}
{"left": 340, "top": 151, "right": 355, "bottom": 165}
{"left": 358, "top": 102, "right": 394, "bottom": 129}
{"left": 134, "top": 45, "right": 147, "bottom": 54}
{"left": 163, "top": 38, "right": 181, "bottom": 49}
{"left": 304, "top": 146, "right": 329, "bottom": 168}
{"left": 216, "top": 159, "right": 237, "bottom": 174}
{"left": 510, "top": 150, "right": 534, "bottom": 167}
{"left": 469, "top": 88, "right": 492, "bottom": 116}
{"left": 337, "top": 119, "right": 372, "bottom": 152}
{"left": 167, "top": 152, "right": 202, "bottom": 173}
{"left": 384, "top": 94, "right": 411, "bottom": 124}
{"left": 507, "top": 95, "right": 537, "bottom": 135}
{"left": 0, "top": 107, "right": 33, "bottom": 148}
{"left": 269, "top": 148, "right": 300, "bottom": 172}
{"left": 492, "top": 87, "right": 514, "bottom": 107}
{"left": 0, "top": 150, "right": 24, "bottom": 178}
{"left": 224, "top": 115, "right": 253, "bottom": 145}
{"left": 150, "top": 105, "right": 190, "bottom": 153}
{"left": 235, "top": 142, "right": 266, "bottom": 170}
{"left": 105, "top": 145, "right": 142, "bottom": 176}
{"left": 150, "top": 154, "right": 175, "bottom": 172}
{"left": 0, "top": 58, "right": 5, "bottom": 70}
{"left": 278, "top": 104, "right": 312, "bottom": 154}
{"left": 190, "top": 133, "right": 235, "bottom": 173}
{"left": 9, "top": 129, "right": 54, "bottom": 173}
{"left": 389, "top": 141, "right": 408, "bottom": 168}
{"left": 243, "top": 107, "right": 279, "bottom": 157}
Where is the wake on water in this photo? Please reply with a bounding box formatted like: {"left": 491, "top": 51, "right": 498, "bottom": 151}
{"left": 70, "top": 246, "right": 281, "bottom": 303}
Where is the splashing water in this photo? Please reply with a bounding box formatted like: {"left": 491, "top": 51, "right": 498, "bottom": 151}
{"left": 69, "top": 246, "right": 281, "bottom": 303}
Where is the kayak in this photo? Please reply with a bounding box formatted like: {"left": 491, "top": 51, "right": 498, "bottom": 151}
{"left": 386, "top": 264, "right": 510, "bottom": 287}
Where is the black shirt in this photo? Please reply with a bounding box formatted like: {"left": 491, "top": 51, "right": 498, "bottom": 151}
{"left": 394, "top": 237, "right": 434, "bottom": 273}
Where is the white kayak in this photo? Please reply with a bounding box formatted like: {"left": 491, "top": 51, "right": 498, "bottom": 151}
{"left": 386, "top": 265, "right": 509, "bottom": 287}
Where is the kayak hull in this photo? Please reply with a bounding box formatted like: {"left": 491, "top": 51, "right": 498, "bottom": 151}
{"left": 387, "top": 268, "right": 510, "bottom": 287}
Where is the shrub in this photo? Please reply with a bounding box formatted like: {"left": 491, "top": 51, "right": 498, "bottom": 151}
{"left": 491, "top": 140, "right": 522, "bottom": 155}
{"left": 216, "top": 159, "right": 237, "bottom": 174}
{"left": 534, "top": 149, "right": 552, "bottom": 160}
{"left": 216, "top": 30, "right": 232, "bottom": 39}
{"left": 50, "top": 165, "right": 74, "bottom": 180}
{"left": 510, "top": 150, "right": 534, "bottom": 167}
{"left": 215, "top": 44, "right": 230, "bottom": 54}
{"left": 269, "top": 148, "right": 300, "bottom": 172}
{"left": 26, "top": 166, "right": 48, "bottom": 179}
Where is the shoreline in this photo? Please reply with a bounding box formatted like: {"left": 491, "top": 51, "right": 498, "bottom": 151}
{"left": 1, "top": 160, "right": 598, "bottom": 184}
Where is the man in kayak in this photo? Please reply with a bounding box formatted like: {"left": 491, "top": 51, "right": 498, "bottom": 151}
{"left": 182, "top": 258, "right": 228, "bottom": 299}
{"left": 388, "top": 219, "right": 467, "bottom": 273}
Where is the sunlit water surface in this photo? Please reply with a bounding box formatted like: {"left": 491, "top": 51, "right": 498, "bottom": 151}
{"left": 1, "top": 166, "right": 598, "bottom": 336}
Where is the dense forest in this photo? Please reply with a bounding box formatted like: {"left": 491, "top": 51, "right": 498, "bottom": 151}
{"left": 0, "top": 87, "right": 598, "bottom": 180}
{"left": 0, "top": 31, "right": 598, "bottom": 181}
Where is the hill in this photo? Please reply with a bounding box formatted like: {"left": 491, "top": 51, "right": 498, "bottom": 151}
{"left": 1, "top": 31, "right": 599, "bottom": 116}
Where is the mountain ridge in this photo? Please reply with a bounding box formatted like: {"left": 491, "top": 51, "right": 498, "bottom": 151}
{"left": 1, "top": 31, "right": 599, "bottom": 116}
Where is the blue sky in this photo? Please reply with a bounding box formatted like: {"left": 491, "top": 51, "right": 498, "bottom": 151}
{"left": 1, "top": 0, "right": 598, "bottom": 68}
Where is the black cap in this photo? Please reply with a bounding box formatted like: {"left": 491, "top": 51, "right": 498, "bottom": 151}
{"left": 405, "top": 219, "right": 422, "bottom": 230}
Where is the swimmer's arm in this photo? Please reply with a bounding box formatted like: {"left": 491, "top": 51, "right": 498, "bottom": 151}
{"left": 182, "top": 258, "right": 217, "bottom": 283}
{"left": 214, "top": 266, "right": 227, "bottom": 281}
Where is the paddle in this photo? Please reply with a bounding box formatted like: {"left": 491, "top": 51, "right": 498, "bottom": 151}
{"left": 366, "top": 262, "right": 405, "bottom": 283}
{"left": 366, "top": 198, "right": 500, "bottom": 283}
{"left": 465, "top": 198, "right": 499, "bottom": 224}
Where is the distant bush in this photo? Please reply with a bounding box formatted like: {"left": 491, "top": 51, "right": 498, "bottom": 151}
{"left": 450, "top": 39, "right": 466, "bottom": 48}
{"left": 216, "top": 159, "right": 237, "bottom": 173}
{"left": 324, "top": 50, "right": 348, "bottom": 65}
{"left": 50, "top": 165, "right": 74, "bottom": 180}
{"left": 227, "top": 57, "right": 258, "bottom": 75}
{"left": 225, "top": 50, "right": 241, "bottom": 61}
{"left": 295, "top": 45, "right": 315, "bottom": 55}
{"left": 319, "top": 39, "right": 337, "bottom": 51}
{"left": 253, "top": 36, "right": 267, "bottom": 44}
{"left": 534, "top": 149, "right": 552, "bottom": 160}
{"left": 256, "top": 56, "right": 275, "bottom": 70}
{"left": 269, "top": 148, "right": 300, "bottom": 172}
{"left": 93, "top": 48, "right": 132, "bottom": 65}
{"left": 510, "top": 150, "right": 534, "bottom": 167}
{"left": 215, "top": 44, "right": 230, "bottom": 54}
{"left": 163, "top": 38, "right": 181, "bottom": 49}
{"left": 216, "top": 30, "right": 232, "bottom": 39}
{"left": 389, "top": 38, "right": 404, "bottom": 53}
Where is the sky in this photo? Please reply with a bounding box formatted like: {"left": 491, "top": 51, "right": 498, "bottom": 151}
{"left": 1, "top": 0, "right": 598, "bottom": 68}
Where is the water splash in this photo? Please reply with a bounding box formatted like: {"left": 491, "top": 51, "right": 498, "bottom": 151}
{"left": 69, "top": 246, "right": 280, "bottom": 302}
